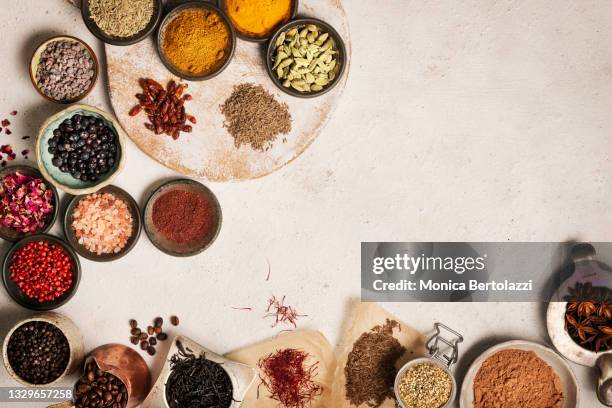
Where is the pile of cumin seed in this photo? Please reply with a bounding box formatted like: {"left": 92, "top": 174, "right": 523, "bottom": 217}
{"left": 220, "top": 83, "right": 292, "bottom": 151}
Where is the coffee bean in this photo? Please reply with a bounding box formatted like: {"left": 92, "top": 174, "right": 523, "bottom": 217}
{"left": 74, "top": 361, "right": 128, "bottom": 408}
{"left": 156, "top": 332, "right": 168, "bottom": 341}
{"left": 147, "top": 346, "right": 156, "bottom": 356}
{"left": 140, "top": 340, "right": 149, "bottom": 350}
{"left": 170, "top": 315, "right": 179, "bottom": 326}
{"left": 147, "top": 326, "right": 154, "bottom": 335}
{"left": 130, "top": 336, "right": 138, "bottom": 345}
{"left": 139, "top": 332, "right": 148, "bottom": 341}
{"left": 130, "top": 327, "right": 141, "bottom": 336}
{"left": 149, "top": 337, "right": 157, "bottom": 346}
{"left": 154, "top": 326, "right": 162, "bottom": 334}
{"left": 154, "top": 317, "right": 163, "bottom": 327}
{"left": 129, "top": 319, "right": 137, "bottom": 329}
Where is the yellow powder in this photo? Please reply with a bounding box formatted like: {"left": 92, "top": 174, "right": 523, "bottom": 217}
{"left": 162, "top": 8, "right": 230, "bottom": 76}
{"left": 226, "top": 0, "right": 293, "bottom": 38}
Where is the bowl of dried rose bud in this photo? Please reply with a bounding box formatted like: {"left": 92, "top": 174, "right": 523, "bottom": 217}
{"left": 2, "top": 234, "right": 81, "bottom": 311}
{"left": 0, "top": 165, "right": 59, "bottom": 242}
{"left": 63, "top": 185, "right": 142, "bottom": 262}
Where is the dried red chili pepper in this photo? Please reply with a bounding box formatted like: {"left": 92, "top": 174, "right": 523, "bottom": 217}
{"left": 130, "top": 78, "right": 195, "bottom": 140}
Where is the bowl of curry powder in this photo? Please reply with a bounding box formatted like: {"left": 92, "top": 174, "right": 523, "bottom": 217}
{"left": 157, "top": 1, "right": 236, "bottom": 80}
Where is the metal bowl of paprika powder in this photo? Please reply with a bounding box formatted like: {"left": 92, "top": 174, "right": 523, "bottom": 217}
{"left": 2, "top": 234, "right": 82, "bottom": 311}
{"left": 142, "top": 179, "right": 222, "bottom": 257}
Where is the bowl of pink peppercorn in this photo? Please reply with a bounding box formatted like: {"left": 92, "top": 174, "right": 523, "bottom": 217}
{"left": 0, "top": 164, "right": 59, "bottom": 242}
{"left": 2, "top": 234, "right": 81, "bottom": 311}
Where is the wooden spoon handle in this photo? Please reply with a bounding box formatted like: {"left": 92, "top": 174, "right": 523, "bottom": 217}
{"left": 46, "top": 401, "right": 74, "bottom": 408}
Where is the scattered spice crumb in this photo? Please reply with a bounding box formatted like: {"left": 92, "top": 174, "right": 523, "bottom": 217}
{"left": 21, "top": 136, "right": 30, "bottom": 140}
{"left": 1, "top": 119, "right": 10, "bottom": 127}
{"left": 231, "top": 307, "right": 253, "bottom": 311}
{"left": 5, "top": 129, "right": 12, "bottom": 135}
{"left": 10, "top": 111, "right": 17, "bottom": 116}
{"left": 266, "top": 259, "right": 271, "bottom": 281}
{"left": 265, "top": 295, "right": 306, "bottom": 328}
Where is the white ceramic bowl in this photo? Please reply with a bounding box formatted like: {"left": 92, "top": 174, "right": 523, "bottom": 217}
{"left": 459, "top": 340, "right": 578, "bottom": 408}
{"left": 140, "top": 334, "right": 256, "bottom": 408}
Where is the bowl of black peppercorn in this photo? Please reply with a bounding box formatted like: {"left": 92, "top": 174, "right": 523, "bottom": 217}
{"left": 37, "top": 104, "right": 126, "bottom": 195}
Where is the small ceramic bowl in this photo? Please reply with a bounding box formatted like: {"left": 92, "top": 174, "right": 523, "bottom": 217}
{"left": 36, "top": 104, "right": 126, "bottom": 195}
{"left": 141, "top": 335, "right": 256, "bottom": 408}
{"left": 29, "top": 35, "right": 99, "bottom": 104}
{"left": 63, "top": 185, "right": 142, "bottom": 262}
{"left": 157, "top": 1, "right": 236, "bottom": 81}
{"left": 81, "top": 0, "right": 163, "bottom": 46}
{"left": 459, "top": 340, "right": 579, "bottom": 408}
{"left": 0, "top": 164, "right": 59, "bottom": 242}
{"left": 143, "top": 179, "right": 222, "bottom": 257}
{"left": 2, "top": 234, "right": 82, "bottom": 311}
{"left": 2, "top": 312, "right": 84, "bottom": 387}
{"left": 218, "top": 0, "right": 299, "bottom": 42}
{"left": 266, "top": 18, "right": 346, "bottom": 98}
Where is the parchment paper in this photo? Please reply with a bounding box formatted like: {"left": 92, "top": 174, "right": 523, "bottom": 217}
{"left": 225, "top": 330, "right": 336, "bottom": 408}
{"left": 330, "top": 303, "right": 428, "bottom": 408}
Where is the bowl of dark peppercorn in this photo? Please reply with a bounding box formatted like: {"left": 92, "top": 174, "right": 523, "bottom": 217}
{"left": 2, "top": 312, "right": 84, "bottom": 386}
{"left": 36, "top": 104, "right": 126, "bottom": 195}
{"left": 2, "top": 234, "right": 82, "bottom": 311}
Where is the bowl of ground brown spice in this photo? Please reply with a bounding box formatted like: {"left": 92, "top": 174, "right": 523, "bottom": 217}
{"left": 157, "top": 2, "right": 236, "bottom": 81}
{"left": 143, "top": 179, "right": 222, "bottom": 257}
{"left": 459, "top": 341, "right": 578, "bottom": 408}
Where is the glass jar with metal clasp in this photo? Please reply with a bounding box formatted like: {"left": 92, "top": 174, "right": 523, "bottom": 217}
{"left": 394, "top": 323, "right": 463, "bottom": 408}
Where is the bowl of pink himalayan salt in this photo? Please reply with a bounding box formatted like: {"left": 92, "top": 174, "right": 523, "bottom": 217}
{"left": 63, "top": 185, "right": 141, "bottom": 262}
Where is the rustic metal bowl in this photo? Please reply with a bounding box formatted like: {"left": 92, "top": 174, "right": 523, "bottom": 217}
{"left": 2, "top": 234, "right": 82, "bottom": 311}
{"left": 63, "top": 185, "right": 142, "bottom": 262}
{"left": 142, "top": 179, "right": 222, "bottom": 257}
{"left": 218, "top": 0, "right": 298, "bottom": 42}
{"left": 0, "top": 164, "right": 59, "bottom": 242}
{"left": 81, "top": 0, "right": 163, "bottom": 46}
{"left": 266, "top": 17, "right": 346, "bottom": 98}
{"left": 29, "top": 35, "right": 99, "bottom": 104}
{"left": 156, "top": 1, "right": 236, "bottom": 81}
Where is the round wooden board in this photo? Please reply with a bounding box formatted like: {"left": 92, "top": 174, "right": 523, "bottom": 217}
{"left": 106, "top": 0, "right": 350, "bottom": 181}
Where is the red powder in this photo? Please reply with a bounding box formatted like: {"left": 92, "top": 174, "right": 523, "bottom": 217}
{"left": 151, "top": 189, "right": 216, "bottom": 244}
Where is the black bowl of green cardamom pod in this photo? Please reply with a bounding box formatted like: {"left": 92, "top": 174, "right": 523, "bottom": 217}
{"left": 81, "top": 0, "right": 163, "bottom": 46}
{"left": 266, "top": 18, "right": 346, "bottom": 98}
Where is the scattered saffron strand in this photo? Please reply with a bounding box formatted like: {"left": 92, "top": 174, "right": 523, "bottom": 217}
{"left": 265, "top": 295, "right": 307, "bottom": 328}
{"left": 266, "top": 259, "right": 271, "bottom": 281}
{"left": 231, "top": 307, "right": 253, "bottom": 311}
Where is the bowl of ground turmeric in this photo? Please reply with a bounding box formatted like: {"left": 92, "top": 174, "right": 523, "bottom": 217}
{"left": 219, "top": 0, "right": 298, "bottom": 42}
{"left": 157, "top": 1, "right": 236, "bottom": 81}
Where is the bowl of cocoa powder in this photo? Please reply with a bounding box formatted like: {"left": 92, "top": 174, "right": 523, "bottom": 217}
{"left": 459, "top": 340, "right": 578, "bottom": 408}
{"left": 143, "top": 179, "right": 222, "bottom": 257}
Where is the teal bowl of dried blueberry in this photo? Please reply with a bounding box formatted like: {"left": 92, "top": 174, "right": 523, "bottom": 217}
{"left": 36, "top": 104, "right": 126, "bottom": 195}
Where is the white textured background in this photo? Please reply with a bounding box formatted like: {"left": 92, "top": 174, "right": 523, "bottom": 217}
{"left": 0, "top": 1, "right": 611, "bottom": 407}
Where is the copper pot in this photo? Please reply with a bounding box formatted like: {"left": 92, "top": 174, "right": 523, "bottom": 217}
{"left": 48, "top": 344, "right": 150, "bottom": 408}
